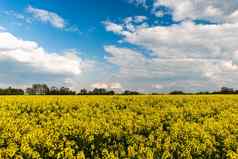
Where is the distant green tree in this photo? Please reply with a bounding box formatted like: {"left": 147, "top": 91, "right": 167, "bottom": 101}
{"left": 80, "top": 89, "right": 88, "bottom": 95}
{"left": 169, "top": 91, "right": 185, "bottom": 95}
{"left": 0, "top": 87, "right": 24, "bottom": 95}
{"left": 122, "top": 90, "right": 140, "bottom": 95}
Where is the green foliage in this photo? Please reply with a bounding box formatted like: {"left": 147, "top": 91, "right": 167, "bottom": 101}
{"left": 0, "top": 95, "right": 237, "bottom": 158}
{"left": 0, "top": 87, "right": 24, "bottom": 95}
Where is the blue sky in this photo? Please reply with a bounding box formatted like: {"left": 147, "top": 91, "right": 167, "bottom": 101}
{"left": 1, "top": 0, "right": 238, "bottom": 92}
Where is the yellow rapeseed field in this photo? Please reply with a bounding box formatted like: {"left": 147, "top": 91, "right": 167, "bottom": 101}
{"left": 0, "top": 95, "right": 238, "bottom": 159}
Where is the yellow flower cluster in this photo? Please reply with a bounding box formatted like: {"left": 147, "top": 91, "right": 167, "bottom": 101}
{"left": 0, "top": 95, "right": 238, "bottom": 158}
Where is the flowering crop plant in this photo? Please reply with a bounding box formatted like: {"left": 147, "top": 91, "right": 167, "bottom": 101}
{"left": 0, "top": 95, "right": 238, "bottom": 158}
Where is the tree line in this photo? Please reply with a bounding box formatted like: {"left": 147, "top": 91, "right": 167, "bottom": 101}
{"left": 0, "top": 84, "right": 237, "bottom": 95}
{"left": 167, "top": 87, "right": 238, "bottom": 95}
{"left": 79, "top": 88, "right": 140, "bottom": 95}
{"left": 0, "top": 87, "right": 24, "bottom": 95}
{"left": 0, "top": 84, "right": 142, "bottom": 95}
{"left": 26, "top": 84, "right": 76, "bottom": 95}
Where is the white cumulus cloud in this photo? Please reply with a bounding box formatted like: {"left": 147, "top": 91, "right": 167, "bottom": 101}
{"left": 103, "top": 10, "right": 238, "bottom": 91}
{"left": 27, "top": 5, "right": 65, "bottom": 28}
{"left": 91, "top": 82, "right": 122, "bottom": 89}
{"left": 0, "top": 31, "right": 84, "bottom": 75}
{"left": 103, "top": 21, "right": 124, "bottom": 34}
{"left": 153, "top": 0, "right": 238, "bottom": 23}
{"left": 128, "top": 0, "right": 148, "bottom": 8}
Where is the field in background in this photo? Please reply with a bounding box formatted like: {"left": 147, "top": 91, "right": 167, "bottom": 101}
{"left": 0, "top": 95, "right": 238, "bottom": 158}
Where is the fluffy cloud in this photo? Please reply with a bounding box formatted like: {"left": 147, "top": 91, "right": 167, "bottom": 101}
{"left": 103, "top": 16, "right": 148, "bottom": 35}
{"left": 153, "top": 84, "right": 164, "bottom": 89}
{"left": 0, "top": 31, "right": 84, "bottom": 75}
{"left": 91, "top": 82, "right": 122, "bottom": 89}
{"left": 128, "top": 0, "right": 147, "bottom": 8}
{"left": 123, "top": 22, "right": 238, "bottom": 60}
{"left": 104, "top": 45, "right": 238, "bottom": 91}
{"left": 128, "top": 0, "right": 238, "bottom": 23}
{"left": 124, "top": 16, "right": 147, "bottom": 24}
{"left": 153, "top": 0, "right": 238, "bottom": 23}
{"left": 105, "top": 45, "right": 213, "bottom": 79}
{"left": 103, "top": 21, "right": 124, "bottom": 34}
{"left": 103, "top": 5, "right": 238, "bottom": 91}
{"left": 27, "top": 5, "right": 65, "bottom": 28}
